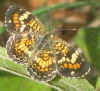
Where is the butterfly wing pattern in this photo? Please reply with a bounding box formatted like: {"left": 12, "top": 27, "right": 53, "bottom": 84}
{"left": 5, "top": 5, "right": 91, "bottom": 82}
{"left": 5, "top": 4, "right": 46, "bottom": 64}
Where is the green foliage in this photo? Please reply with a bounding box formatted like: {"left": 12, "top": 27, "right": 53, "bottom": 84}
{"left": 0, "top": 27, "right": 6, "bottom": 35}
{"left": 76, "top": 27, "right": 100, "bottom": 72}
{"left": 0, "top": 71, "right": 55, "bottom": 91}
{"left": 0, "top": 0, "right": 6, "bottom": 6}
{"left": 32, "top": 1, "right": 100, "bottom": 16}
{"left": 96, "top": 77, "right": 100, "bottom": 91}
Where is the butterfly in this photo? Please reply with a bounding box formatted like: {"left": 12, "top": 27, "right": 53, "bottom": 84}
{"left": 5, "top": 4, "right": 91, "bottom": 82}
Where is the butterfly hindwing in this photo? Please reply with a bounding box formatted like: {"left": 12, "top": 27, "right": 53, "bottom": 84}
{"left": 27, "top": 34, "right": 57, "bottom": 81}
{"left": 27, "top": 49, "right": 57, "bottom": 81}
{"left": 55, "top": 39, "right": 91, "bottom": 77}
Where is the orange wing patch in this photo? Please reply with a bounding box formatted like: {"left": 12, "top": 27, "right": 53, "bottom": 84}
{"left": 55, "top": 42, "right": 69, "bottom": 55}
{"left": 14, "top": 35, "right": 35, "bottom": 55}
{"left": 6, "top": 33, "right": 35, "bottom": 63}
{"left": 28, "top": 19, "right": 41, "bottom": 33}
{"left": 33, "top": 50, "right": 54, "bottom": 72}
{"left": 13, "top": 13, "right": 20, "bottom": 29}
{"left": 63, "top": 63, "right": 81, "bottom": 70}
{"left": 27, "top": 50, "right": 56, "bottom": 81}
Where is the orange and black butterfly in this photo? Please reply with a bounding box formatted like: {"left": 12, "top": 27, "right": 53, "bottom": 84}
{"left": 5, "top": 5, "right": 91, "bottom": 81}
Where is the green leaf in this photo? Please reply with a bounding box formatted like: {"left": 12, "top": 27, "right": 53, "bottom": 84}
{"left": 96, "top": 77, "right": 100, "bottom": 91}
{"left": 0, "top": 27, "right": 6, "bottom": 35}
{"left": 0, "top": 71, "right": 55, "bottom": 91}
{"left": 76, "top": 27, "right": 100, "bottom": 72}
{"left": 76, "top": 27, "right": 100, "bottom": 89}
{"left": 32, "top": 1, "right": 100, "bottom": 16}
{"left": 49, "top": 77, "right": 95, "bottom": 91}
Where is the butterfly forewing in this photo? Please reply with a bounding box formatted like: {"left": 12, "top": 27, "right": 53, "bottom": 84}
{"left": 5, "top": 5, "right": 45, "bottom": 35}
{"left": 6, "top": 32, "right": 36, "bottom": 63}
